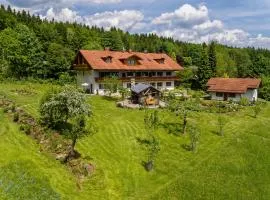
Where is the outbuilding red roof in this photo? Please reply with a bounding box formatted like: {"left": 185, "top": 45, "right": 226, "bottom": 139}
{"left": 75, "top": 50, "right": 183, "bottom": 71}
{"left": 207, "top": 78, "right": 261, "bottom": 93}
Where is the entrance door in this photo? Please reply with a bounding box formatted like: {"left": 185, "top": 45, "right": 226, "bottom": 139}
{"left": 224, "top": 93, "right": 228, "bottom": 101}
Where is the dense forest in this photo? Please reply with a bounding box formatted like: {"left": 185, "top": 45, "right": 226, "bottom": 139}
{"left": 1, "top": 4, "right": 270, "bottom": 99}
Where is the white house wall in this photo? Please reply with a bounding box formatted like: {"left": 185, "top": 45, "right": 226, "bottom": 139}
{"left": 242, "top": 89, "right": 258, "bottom": 101}
{"left": 77, "top": 70, "right": 177, "bottom": 95}
{"left": 210, "top": 92, "right": 224, "bottom": 101}
{"left": 210, "top": 89, "right": 258, "bottom": 102}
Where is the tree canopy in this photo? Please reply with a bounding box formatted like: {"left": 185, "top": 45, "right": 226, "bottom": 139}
{"left": 0, "top": 4, "right": 270, "bottom": 93}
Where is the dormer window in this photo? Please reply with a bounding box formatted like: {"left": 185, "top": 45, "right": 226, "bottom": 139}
{"left": 155, "top": 58, "right": 165, "bottom": 64}
{"left": 106, "top": 57, "right": 112, "bottom": 63}
{"left": 102, "top": 56, "right": 112, "bottom": 63}
{"left": 127, "top": 59, "right": 136, "bottom": 66}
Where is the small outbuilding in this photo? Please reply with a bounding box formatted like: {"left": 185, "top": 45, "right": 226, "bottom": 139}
{"left": 207, "top": 78, "right": 261, "bottom": 102}
{"left": 131, "top": 83, "right": 161, "bottom": 105}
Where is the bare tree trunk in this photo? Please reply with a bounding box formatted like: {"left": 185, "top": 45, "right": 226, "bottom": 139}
{"left": 63, "top": 137, "right": 77, "bottom": 163}
{"left": 70, "top": 137, "right": 77, "bottom": 157}
{"left": 183, "top": 112, "right": 187, "bottom": 134}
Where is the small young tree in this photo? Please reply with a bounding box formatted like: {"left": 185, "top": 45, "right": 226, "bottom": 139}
{"left": 188, "top": 124, "right": 200, "bottom": 152}
{"left": 216, "top": 102, "right": 228, "bottom": 136}
{"left": 144, "top": 110, "right": 160, "bottom": 171}
{"left": 146, "top": 136, "right": 160, "bottom": 171}
{"left": 103, "top": 76, "right": 121, "bottom": 96}
{"left": 118, "top": 86, "right": 130, "bottom": 106}
{"left": 168, "top": 96, "right": 198, "bottom": 135}
{"left": 253, "top": 102, "right": 262, "bottom": 118}
{"left": 217, "top": 114, "right": 227, "bottom": 136}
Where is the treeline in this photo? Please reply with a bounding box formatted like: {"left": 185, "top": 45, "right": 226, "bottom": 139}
{"left": 0, "top": 4, "right": 270, "bottom": 96}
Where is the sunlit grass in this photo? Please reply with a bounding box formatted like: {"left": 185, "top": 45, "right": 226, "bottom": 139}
{"left": 0, "top": 82, "right": 270, "bottom": 199}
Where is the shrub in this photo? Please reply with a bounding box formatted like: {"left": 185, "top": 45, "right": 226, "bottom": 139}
{"left": 19, "top": 124, "right": 31, "bottom": 135}
{"left": 3, "top": 107, "right": 9, "bottom": 113}
{"left": 239, "top": 97, "right": 249, "bottom": 106}
{"left": 13, "top": 113, "right": 19, "bottom": 122}
{"left": 11, "top": 104, "right": 16, "bottom": 112}
{"left": 58, "top": 72, "right": 74, "bottom": 86}
{"left": 253, "top": 103, "right": 262, "bottom": 118}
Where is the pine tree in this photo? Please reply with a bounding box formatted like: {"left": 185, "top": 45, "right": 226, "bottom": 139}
{"left": 208, "top": 41, "right": 217, "bottom": 76}
{"left": 198, "top": 43, "right": 212, "bottom": 89}
{"left": 102, "top": 30, "right": 123, "bottom": 51}
{"left": 110, "top": 31, "right": 124, "bottom": 51}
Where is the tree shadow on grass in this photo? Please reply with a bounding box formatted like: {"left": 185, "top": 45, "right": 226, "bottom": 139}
{"left": 102, "top": 96, "right": 119, "bottom": 102}
{"left": 136, "top": 137, "right": 151, "bottom": 146}
{"left": 160, "top": 122, "right": 183, "bottom": 136}
{"left": 211, "top": 130, "right": 221, "bottom": 136}
{"left": 181, "top": 144, "right": 192, "bottom": 152}
{"left": 141, "top": 160, "right": 154, "bottom": 171}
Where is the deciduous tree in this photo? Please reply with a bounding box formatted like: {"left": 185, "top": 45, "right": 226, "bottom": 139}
{"left": 144, "top": 110, "right": 160, "bottom": 171}
{"left": 39, "top": 86, "right": 93, "bottom": 160}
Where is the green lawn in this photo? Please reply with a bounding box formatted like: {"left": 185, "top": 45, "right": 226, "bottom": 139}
{"left": 0, "top": 82, "right": 270, "bottom": 200}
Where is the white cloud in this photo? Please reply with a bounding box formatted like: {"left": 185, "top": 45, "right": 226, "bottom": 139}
{"left": 84, "top": 10, "right": 144, "bottom": 31}
{"left": 42, "top": 8, "right": 144, "bottom": 31}
{"left": 193, "top": 20, "right": 223, "bottom": 34}
{"left": 248, "top": 34, "right": 270, "bottom": 48}
{"left": 151, "top": 4, "right": 270, "bottom": 48}
{"left": 7, "top": 0, "right": 121, "bottom": 7}
{"left": 45, "top": 8, "right": 82, "bottom": 22}
{"left": 152, "top": 4, "right": 208, "bottom": 27}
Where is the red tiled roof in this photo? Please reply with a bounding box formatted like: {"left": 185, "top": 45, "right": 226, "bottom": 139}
{"left": 76, "top": 50, "right": 183, "bottom": 71}
{"left": 207, "top": 78, "right": 261, "bottom": 93}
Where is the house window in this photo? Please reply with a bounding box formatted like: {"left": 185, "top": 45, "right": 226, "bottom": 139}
{"left": 149, "top": 72, "right": 156, "bottom": 77}
{"left": 229, "top": 93, "right": 236, "bottom": 98}
{"left": 155, "top": 58, "right": 165, "bottom": 64}
{"left": 99, "top": 84, "right": 104, "bottom": 89}
{"left": 127, "top": 83, "right": 131, "bottom": 88}
{"left": 216, "top": 92, "right": 223, "bottom": 97}
{"left": 157, "top": 72, "right": 163, "bottom": 77}
{"left": 136, "top": 72, "right": 141, "bottom": 77}
{"left": 105, "top": 57, "right": 112, "bottom": 63}
{"left": 157, "top": 82, "right": 163, "bottom": 87}
{"left": 122, "top": 73, "right": 126, "bottom": 78}
{"left": 166, "top": 82, "right": 172, "bottom": 87}
{"left": 150, "top": 82, "right": 156, "bottom": 87}
{"left": 142, "top": 72, "right": 149, "bottom": 77}
{"left": 127, "top": 59, "right": 136, "bottom": 66}
{"left": 166, "top": 72, "right": 172, "bottom": 76}
{"left": 127, "top": 72, "right": 134, "bottom": 77}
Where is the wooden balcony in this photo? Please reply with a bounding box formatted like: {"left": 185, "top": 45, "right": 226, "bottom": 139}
{"left": 72, "top": 64, "right": 89, "bottom": 70}
{"left": 95, "top": 76, "right": 179, "bottom": 83}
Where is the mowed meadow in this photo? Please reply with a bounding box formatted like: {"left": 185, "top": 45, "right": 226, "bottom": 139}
{"left": 0, "top": 82, "right": 270, "bottom": 200}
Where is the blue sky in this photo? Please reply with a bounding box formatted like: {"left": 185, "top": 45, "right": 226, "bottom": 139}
{"left": 1, "top": 0, "right": 270, "bottom": 48}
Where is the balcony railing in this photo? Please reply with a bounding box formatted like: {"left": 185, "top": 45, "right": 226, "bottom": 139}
{"left": 95, "top": 76, "right": 179, "bottom": 83}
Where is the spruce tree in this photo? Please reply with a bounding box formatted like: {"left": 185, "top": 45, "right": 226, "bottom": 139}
{"left": 110, "top": 31, "right": 124, "bottom": 51}
{"left": 102, "top": 30, "right": 123, "bottom": 51}
{"left": 198, "top": 43, "right": 212, "bottom": 89}
{"left": 208, "top": 41, "right": 217, "bottom": 76}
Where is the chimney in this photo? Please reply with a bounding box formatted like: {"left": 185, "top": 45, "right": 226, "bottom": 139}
{"left": 128, "top": 49, "right": 132, "bottom": 53}
{"left": 104, "top": 47, "right": 110, "bottom": 51}
{"left": 144, "top": 49, "right": 148, "bottom": 54}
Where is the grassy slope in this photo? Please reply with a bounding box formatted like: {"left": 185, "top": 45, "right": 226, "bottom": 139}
{"left": 0, "top": 82, "right": 270, "bottom": 200}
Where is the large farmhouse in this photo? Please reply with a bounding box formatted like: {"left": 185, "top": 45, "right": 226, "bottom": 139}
{"left": 72, "top": 49, "right": 183, "bottom": 94}
{"left": 207, "top": 78, "right": 261, "bottom": 102}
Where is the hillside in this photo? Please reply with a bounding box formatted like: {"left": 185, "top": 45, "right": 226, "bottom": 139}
{"left": 0, "top": 82, "right": 270, "bottom": 199}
